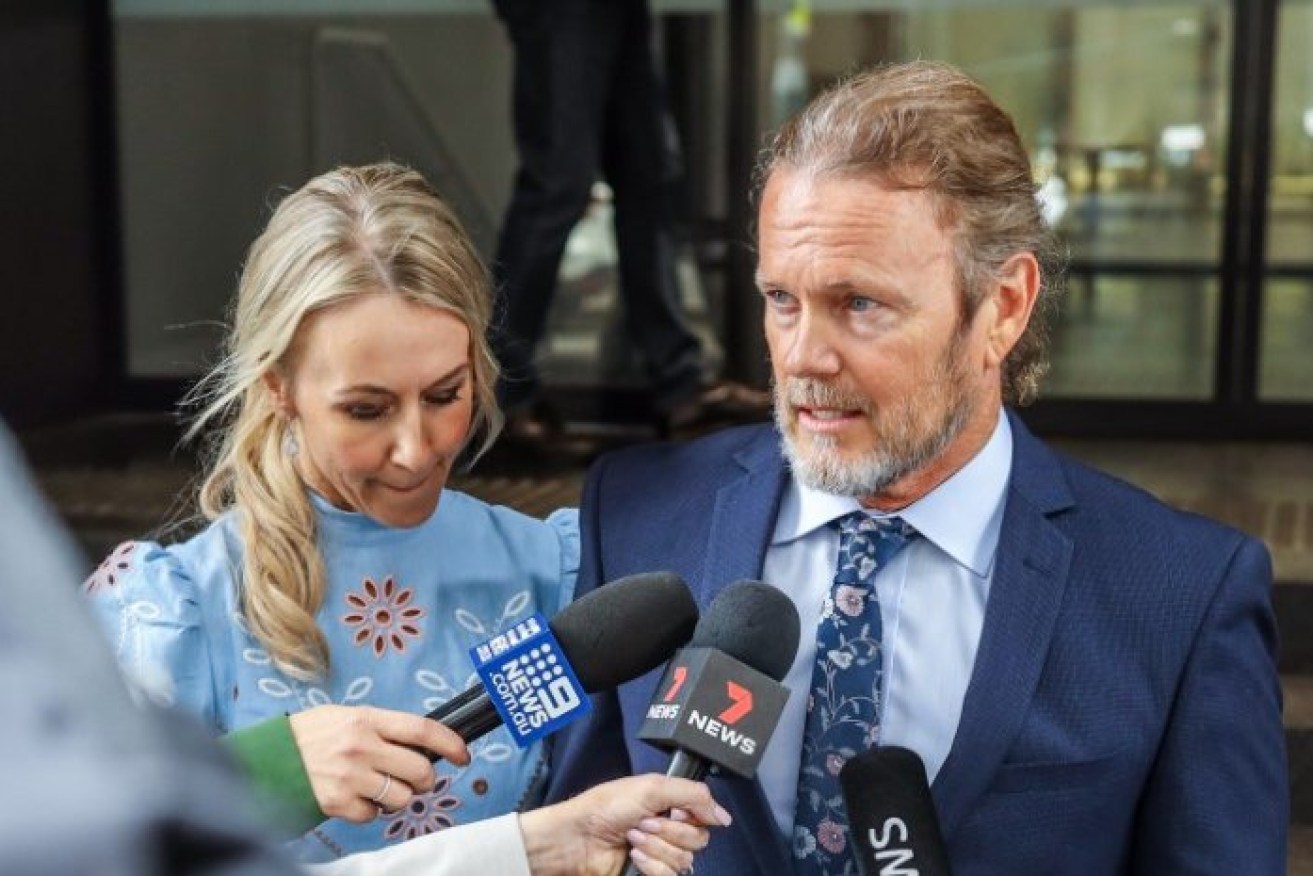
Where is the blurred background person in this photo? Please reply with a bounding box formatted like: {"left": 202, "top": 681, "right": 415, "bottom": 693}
{"left": 0, "top": 426, "right": 291, "bottom": 876}
{"left": 82, "top": 163, "right": 584, "bottom": 863}
{"left": 489, "top": 0, "right": 762, "bottom": 440}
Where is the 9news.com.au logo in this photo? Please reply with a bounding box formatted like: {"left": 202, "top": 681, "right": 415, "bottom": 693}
{"left": 471, "top": 613, "right": 591, "bottom": 747}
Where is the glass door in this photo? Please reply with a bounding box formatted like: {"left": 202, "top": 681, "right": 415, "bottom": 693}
{"left": 1264, "top": 0, "right": 1313, "bottom": 401}
{"left": 750, "top": 1, "right": 1234, "bottom": 401}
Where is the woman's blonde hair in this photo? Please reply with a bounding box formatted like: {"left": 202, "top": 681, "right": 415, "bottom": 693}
{"left": 185, "top": 163, "right": 502, "bottom": 679}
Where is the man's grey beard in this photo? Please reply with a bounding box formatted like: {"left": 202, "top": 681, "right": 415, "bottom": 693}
{"left": 773, "top": 367, "right": 975, "bottom": 499}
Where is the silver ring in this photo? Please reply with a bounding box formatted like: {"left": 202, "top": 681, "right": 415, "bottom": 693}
{"left": 370, "top": 774, "right": 393, "bottom": 804}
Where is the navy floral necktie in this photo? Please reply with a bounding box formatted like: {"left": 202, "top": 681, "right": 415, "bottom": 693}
{"left": 792, "top": 511, "right": 918, "bottom": 875}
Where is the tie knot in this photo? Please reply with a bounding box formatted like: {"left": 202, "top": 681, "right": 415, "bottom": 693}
{"left": 832, "top": 512, "right": 917, "bottom": 584}
{"left": 833, "top": 511, "right": 916, "bottom": 541}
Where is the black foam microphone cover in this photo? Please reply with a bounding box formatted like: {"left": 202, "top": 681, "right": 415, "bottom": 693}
{"left": 552, "top": 570, "right": 699, "bottom": 691}
{"left": 425, "top": 571, "right": 696, "bottom": 747}
{"left": 619, "top": 580, "right": 800, "bottom": 876}
{"left": 839, "top": 747, "right": 952, "bottom": 876}
{"left": 689, "top": 578, "right": 800, "bottom": 681}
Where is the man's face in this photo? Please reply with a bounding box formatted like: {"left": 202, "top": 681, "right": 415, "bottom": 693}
{"left": 757, "top": 168, "right": 1008, "bottom": 508}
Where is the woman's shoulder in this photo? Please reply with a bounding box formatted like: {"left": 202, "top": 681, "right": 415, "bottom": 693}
{"left": 81, "top": 514, "right": 241, "bottom": 722}
{"left": 82, "top": 513, "right": 241, "bottom": 601}
{"left": 434, "top": 491, "right": 579, "bottom": 591}
{"left": 437, "top": 490, "right": 578, "bottom": 543}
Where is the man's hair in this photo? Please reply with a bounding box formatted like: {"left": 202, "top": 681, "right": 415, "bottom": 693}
{"left": 755, "top": 61, "right": 1065, "bottom": 406}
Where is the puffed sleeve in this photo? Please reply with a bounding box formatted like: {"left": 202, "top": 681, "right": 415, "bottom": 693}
{"left": 545, "top": 507, "right": 581, "bottom": 616}
{"left": 83, "top": 539, "right": 220, "bottom": 730}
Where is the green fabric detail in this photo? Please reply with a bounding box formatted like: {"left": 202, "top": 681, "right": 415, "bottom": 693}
{"left": 223, "top": 714, "right": 325, "bottom": 836}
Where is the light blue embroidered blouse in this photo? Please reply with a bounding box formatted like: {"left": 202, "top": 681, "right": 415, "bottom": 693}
{"left": 84, "top": 489, "right": 580, "bottom": 863}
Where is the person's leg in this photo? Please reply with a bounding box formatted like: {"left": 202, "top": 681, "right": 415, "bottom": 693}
{"left": 600, "top": 0, "right": 705, "bottom": 414}
{"left": 491, "top": 0, "right": 620, "bottom": 413}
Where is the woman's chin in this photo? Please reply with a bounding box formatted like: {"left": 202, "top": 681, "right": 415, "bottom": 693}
{"left": 365, "top": 490, "right": 443, "bottom": 529}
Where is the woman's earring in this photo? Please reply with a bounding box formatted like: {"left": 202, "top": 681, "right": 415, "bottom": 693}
{"left": 283, "top": 429, "right": 299, "bottom": 458}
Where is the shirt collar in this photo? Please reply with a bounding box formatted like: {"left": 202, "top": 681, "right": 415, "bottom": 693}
{"left": 770, "top": 410, "right": 1013, "bottom": 577}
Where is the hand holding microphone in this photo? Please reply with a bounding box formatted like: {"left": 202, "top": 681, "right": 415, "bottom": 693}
{"left": 288, "top": 572, "right": 698, "bottom": 825}
{"left": 518, "top": 774, "right": 732, "bottom": 876}
{"left": 620, "top": 580, "right": 802, "bottom": 876}
{"left": 288, "top": 704, "right": 473, "bottom": 822}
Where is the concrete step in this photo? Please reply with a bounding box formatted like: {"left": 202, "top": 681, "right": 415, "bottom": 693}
{"left": 1289, "top": 676, "right": 1313, "bottom": 830}
{"left": 1279, "top": 583, "right": 1313, "bottom": 673}
{"left": 1293, "top": 825, "right": 1313, "bottom": 874}
{"left": 1052, "top": 438, "right": 1313, "bottom": 586}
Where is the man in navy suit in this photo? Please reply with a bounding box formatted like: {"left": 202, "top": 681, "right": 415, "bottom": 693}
{"left": 544, "top": 61, "right": 1287, "bottom": 874}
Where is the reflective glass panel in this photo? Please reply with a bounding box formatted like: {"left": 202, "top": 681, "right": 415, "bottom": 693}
{"left": 756, "top": 1, "right": 1232, "bottom": 399}
{"left": 112, "top": 1, "right": 725, "bottom": 393}
{"left": 1264, "top": 1, "right": 1313, "bottom": 401}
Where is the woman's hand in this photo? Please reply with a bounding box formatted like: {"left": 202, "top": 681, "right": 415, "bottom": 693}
{"left": 518, "top": 774, "right": 731, "bottom": 876}
{"left": 288, "top": 704, "right": 470, "bottom": 823}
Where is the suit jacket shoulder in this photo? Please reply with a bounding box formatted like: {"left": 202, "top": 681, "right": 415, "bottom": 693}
{"left": 591, "top": 423, "right": 778, "bottom": 504}
{"left": 578, "top": 423, "right": 784, "bottom": 600}
{"left": 1036, "top": 433, "right": 1263, "bottom": 618}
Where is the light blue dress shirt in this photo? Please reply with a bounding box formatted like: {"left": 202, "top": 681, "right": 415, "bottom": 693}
{"left": 758, "top": 412, "right": 1013, "bottom": 838}
{"left": 84, "top": 489, "right": 579, "bottom": 863}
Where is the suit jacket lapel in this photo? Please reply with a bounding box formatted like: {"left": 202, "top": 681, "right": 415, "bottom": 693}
{"left": 932, "top": 413, "right": 1075, "bottom": 837}
{"left": 698, "top": 427, "right": 792, "bottom": 874}
{"left": 697, "top": 429, "right": 789, "bottom": 606}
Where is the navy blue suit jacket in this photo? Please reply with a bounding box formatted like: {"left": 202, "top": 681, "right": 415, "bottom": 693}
{"left": 544, "top": 414, "right": 1287, "bottom": 874}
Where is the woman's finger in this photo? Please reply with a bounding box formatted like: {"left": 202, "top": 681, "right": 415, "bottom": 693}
{"left": 370, "top": 739, "right": 439, "bottom": 796}
{"left": 636, "top": 817, "right": 711, "bottom": 853}
{"left": 627, "top": 825, "right": 700, "bottom": 875}
{"left": 628, "top": 844, "right": 684, "bottom": 876}
{"left": 333, "top": 795, "right": 384, "bottom": 825}
{"left": 365, "top": 770, "right": 416, "bottom": 816}
{"left": 367, "top": 707, "right": 470, "bottom": 765}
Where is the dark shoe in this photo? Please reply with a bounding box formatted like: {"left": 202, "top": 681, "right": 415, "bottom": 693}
{"left": 660, "top": 380, "right": 772, "bottom": 436}
{"left": 503, "top": 399, "right": 564, "bottom": 444}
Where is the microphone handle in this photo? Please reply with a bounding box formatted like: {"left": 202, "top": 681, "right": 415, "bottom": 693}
{"left": 664, "top": 747, "right": 711, "bottom": 782}
{"left": 422, "top": 686, "right": 503, "bottom": 758}
{"left": 617, "top": 749, "right": 711, "bottom": 876}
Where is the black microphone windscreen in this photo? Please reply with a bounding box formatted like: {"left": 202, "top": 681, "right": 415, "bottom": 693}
{"left": 689, "top": 579, "right": 800, "bottom": 682}
{"left": 840, "top": 747, "right": 952, "bottom": 876}
{"left": 550, "top": 571, "right": 697, "bottom": 692}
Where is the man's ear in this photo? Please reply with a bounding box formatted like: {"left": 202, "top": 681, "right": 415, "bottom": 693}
{"left": 983, "top": 251, "right": 1040, "bottom": 369}
{"left": 262, "top": 369, "right": 296, "bottom": 418}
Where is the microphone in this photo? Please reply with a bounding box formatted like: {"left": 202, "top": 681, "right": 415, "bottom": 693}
{"left": 622, "top": 580, "right": 800, "bottom": 876}
{"left": 423, "top": 571, "right": 697, "bottom": 753}
{"left": 840, "top": 747, "right": 953, "bottom": 876}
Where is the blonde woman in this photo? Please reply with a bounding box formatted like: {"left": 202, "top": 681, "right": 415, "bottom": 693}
{"left": 83, "top": 164, "right": 674, "bottom": 867}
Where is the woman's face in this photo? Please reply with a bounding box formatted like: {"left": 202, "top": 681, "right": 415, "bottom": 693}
{"left": 268, "top": 292, "right": 475, "bottom": 528}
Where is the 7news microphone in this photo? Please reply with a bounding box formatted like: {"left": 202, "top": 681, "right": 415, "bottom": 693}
{"left": 422, "top": 571, "right": 697, "bottom": 753}
{"left": 621, "top": 579, "right": 802, "bottom": 876}
{"left": 840, "top": 747, "right": 952, "bottom": 876}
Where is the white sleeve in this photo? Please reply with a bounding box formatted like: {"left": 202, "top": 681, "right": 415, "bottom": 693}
{"left": 303, "top": 814, "right": 532, "bottom": 876}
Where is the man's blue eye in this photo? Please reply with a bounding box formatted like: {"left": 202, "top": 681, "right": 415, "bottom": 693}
{"left": 850, "top": 297, "right": 877, "bottom": 312}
